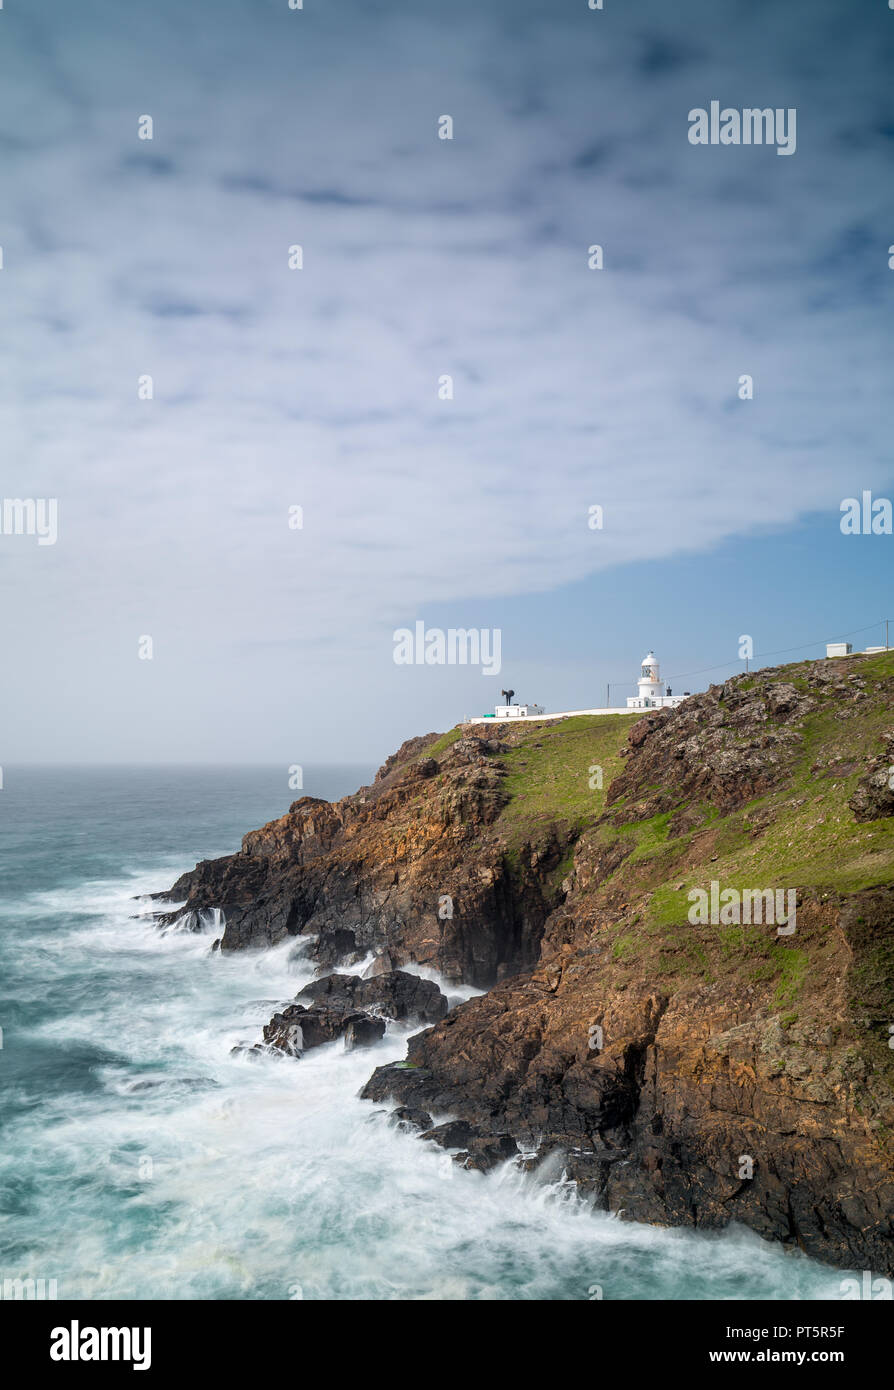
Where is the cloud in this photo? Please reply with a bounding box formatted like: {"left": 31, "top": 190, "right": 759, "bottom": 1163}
{"left": 1, "top": 0, "right": 892, "bottom": 757}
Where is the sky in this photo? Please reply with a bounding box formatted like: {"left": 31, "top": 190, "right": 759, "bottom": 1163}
{"left": 1, "top": 0, "right": 892, "bottom": 767}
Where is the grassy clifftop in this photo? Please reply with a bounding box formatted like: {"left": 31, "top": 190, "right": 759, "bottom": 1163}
{"left": 423, "top": 651, "right": 894, "bottom": 909}
{"left": 503, "top": 654, "right": 892, "bottom": 1066}
{"left": 460, "top": 652, "right": 894, "bottom": 885}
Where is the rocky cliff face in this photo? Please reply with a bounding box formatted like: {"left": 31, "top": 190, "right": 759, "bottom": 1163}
{"left": 160, "top": 726, "right": 572, "bottom": 986}
{"left": 159, "top": 653, "right": 894, "bottom": 1274}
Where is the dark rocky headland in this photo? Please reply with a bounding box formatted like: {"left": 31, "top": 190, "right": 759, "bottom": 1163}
{"left": 157, "top": 652, "right": 894, "bottom": 1275}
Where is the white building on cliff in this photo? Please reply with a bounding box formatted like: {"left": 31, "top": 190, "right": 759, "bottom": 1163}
{"left": 494, "top": 700, "right": 545, "bottom": 718}
{"left": 625, "top": 652, "right": 687, "bottom": 711}
{"left": 467, "top": 650, "right": 690, "bottom": 724}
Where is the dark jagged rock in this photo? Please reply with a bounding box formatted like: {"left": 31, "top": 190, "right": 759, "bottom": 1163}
{"left": 262, "top": 1003, "right": 385, "bottom": 1056}
{"left": 390, "top": 1105, "right": 433, "bottom": 1133}
{"left": 418, "top": 1119, "right": 519, "bottom": 1172}
{"left": 296, "top": 969, "right": 448, "bottom": 1024}
{"left": 156, "top": 731, "right": 562, "bottom": 985}
{"left": 254, "top": 969, "right": 446, "bottom": 1061}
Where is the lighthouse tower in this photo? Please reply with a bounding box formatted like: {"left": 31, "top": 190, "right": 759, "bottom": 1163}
{"left": 626, "top": 651, "right": 686, "bottom": 710}
{"left": 637, "top": 651, "right": 663, "bottom": 703}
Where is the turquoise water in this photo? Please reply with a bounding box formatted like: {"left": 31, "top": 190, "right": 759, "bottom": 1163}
{"left": 0, "top": 766, "right": 861, "bottom": 1300}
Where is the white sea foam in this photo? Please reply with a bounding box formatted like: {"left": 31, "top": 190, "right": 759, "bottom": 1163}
{"left": 0, "top": 865, "right": 862, "bottom": 1301}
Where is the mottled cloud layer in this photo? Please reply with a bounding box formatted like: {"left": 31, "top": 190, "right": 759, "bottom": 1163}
{"left": 1, "top": 0, "right": 892, "bottom": 760}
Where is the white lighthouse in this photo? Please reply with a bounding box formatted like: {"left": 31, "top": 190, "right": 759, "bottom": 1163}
{"left": 464, "top": 647, "right": 691, "bottom": 725}
{"left": 626, "top": 651, "right": 687, "bottom": 711}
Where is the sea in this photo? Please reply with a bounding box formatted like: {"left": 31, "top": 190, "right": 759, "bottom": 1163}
{"left": 0, "top": 765, "right": 862, "bottom": 1300}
